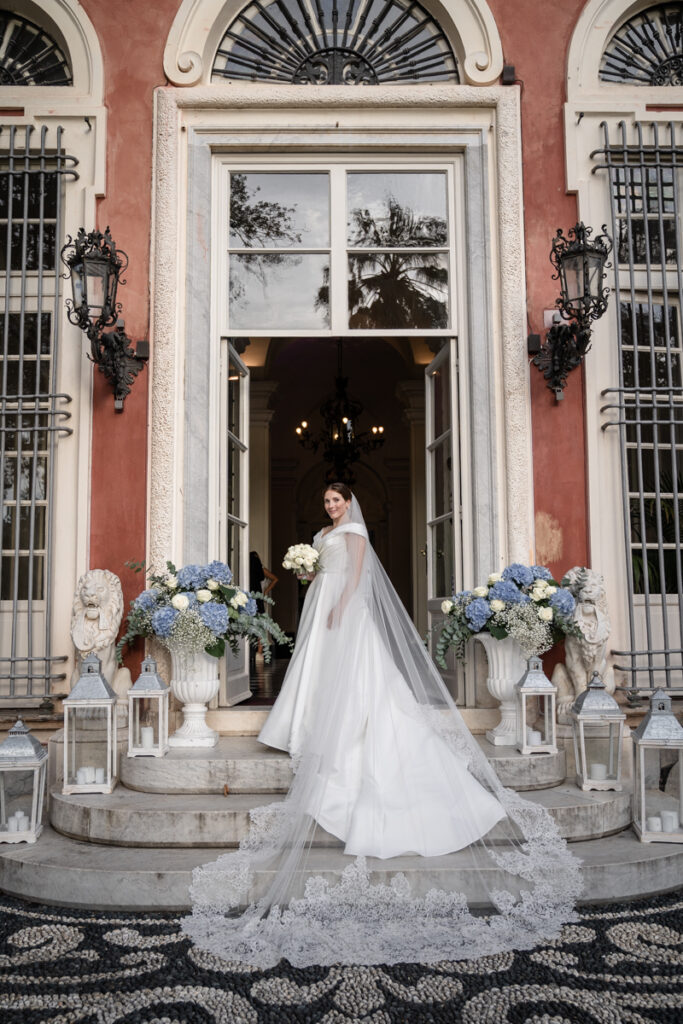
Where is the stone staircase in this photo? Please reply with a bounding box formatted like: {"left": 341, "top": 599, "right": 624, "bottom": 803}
{"left": 0, "top": 713, "right": 681, "bottom": 911}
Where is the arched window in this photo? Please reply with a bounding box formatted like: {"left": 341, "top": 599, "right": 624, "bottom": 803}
{"left": 599, "top": 3, "right": 683, "bottom": 85}
{"left": 0, "top": 10, "right": 72, "bottom": 86}
{"left": 212, "top": 0, "right": 458, "bottom": 85}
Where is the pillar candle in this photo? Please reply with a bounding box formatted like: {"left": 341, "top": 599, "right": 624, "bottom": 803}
{"left": 646, "top": 816, "right": 663, "bottom": 832}
{"left": 661, "top": 810, "right": 679, "bottom": 833}
{"left": 8, "top": 816, "right": 19, "bottom": 833}
{"left": 528, "top": 730, "right": 543, "bottom": 746}
{"left": 140, "top": 727, "right": 155, "bottom": 749}
{"left": 94, "top": 768, "right": 105, "bottom": 784}
{"left": 589, "top": 763, "right": 608, "bottom": 781}
{"left": 84, "top": 766, "right": 96, "bottom": 784}
{"left": 76, "top": 767, "right": 87, "bottom": 785}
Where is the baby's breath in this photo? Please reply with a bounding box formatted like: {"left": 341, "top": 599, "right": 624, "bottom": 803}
{"left": 162, "top": 609, "right": 214, "bottom": 655}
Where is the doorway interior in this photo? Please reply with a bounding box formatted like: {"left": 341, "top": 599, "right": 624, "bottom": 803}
{"left": 244, "top": 335, "right": 432, "bottom": 702}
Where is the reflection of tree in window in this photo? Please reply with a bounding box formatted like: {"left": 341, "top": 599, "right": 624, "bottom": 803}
{"left": 229, "top": 173, "right": 303, "bottom": 303}
{"left": 320, "top": 197, "right": 448, "bottom": 329}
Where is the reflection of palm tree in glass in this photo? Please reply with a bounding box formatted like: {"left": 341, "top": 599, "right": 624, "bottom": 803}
{"left": 317, "top": 197, "right": 448, "bottom": 329}
{"left": 229, "top": 173, "right": 303, "bottom": 303}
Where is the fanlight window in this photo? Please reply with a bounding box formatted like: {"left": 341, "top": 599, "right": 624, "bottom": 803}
{"left": 600, "top": 3, "right": 683, "bottom": 85}
{"left": 0, "top": 11, "right": 72, "bottom": 86}
{"left": 212, "top": 0, "right": 458, "bottom": 85}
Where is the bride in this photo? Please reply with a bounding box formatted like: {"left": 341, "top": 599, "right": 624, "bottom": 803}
{"left": 183, "top": 484, "right": 581, "bottom": 967}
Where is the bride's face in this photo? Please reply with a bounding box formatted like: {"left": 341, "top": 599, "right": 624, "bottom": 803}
{"left": 324, "top": 489, "right": 350, "bottom": 523}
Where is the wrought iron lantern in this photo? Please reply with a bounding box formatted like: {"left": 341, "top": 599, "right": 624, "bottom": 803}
{"left": 632, "top": 689, "right": 683, "bottom": 844}
{"left": 62, "top": 653, "right": 118, "bottom": 794}
{"left": 61, "top": 227, "right": 148, "bottom": 411}
{"left": 531, "top": 222, "right": 612, "bottom": 400}
{"left": 0, "top": 720, "right": 47, "bottom": 844}
{"left": 295, "top": 339, "right": 386, "bottom": 484}
{"left": 127, "top": 657, "right": 170, "bottom": 758}
{"left": 571, "top": 671, "right": 626, "bottom": 791}
{"left": 516, "top": 656, "right": 558, "bottom": 755}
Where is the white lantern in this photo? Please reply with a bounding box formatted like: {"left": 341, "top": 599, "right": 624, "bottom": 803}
{"left": 516, "top": 656, "right": 557, "bottom": 755}
{"left": 571, "top": 671, "right": 626, "bottom": 791}
{"left": 0, "top": 720, "right": 48, "bottom": 844}
{"left": 127, "top": 656, "right": 169, "bottom": 758}
{"left": 632, "top": 689, "right": 683, "bottom": 844}
{"left": 62, "top": 653, "right": 118, "bottom": 794}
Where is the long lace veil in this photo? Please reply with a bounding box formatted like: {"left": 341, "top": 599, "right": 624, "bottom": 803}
{"left": 182, "top": 497, "right": 581, "bottom": 966}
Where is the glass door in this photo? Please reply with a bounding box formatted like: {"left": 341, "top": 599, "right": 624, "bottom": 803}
{"left": 425, "top": 339, "right": 463, "bottom": 701}
{"left": 223, "top": 341, "right": 251, "bottom": 705}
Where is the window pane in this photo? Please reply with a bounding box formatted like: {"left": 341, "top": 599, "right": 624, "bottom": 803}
{"left": 1, "top": 553, "right": 44, "bottom": 600}
{"left": 348, "top": 253, "right": 448, "bottom": 329}
{"left": 228, "top": 358, "right": 242, "bottom": 439}
{"left": 2, "top": 504, "right": 46, "bottom": 550}
{"left": 227, "top": 440, "right": 241, "bottom": 520}
{"left": 432, "top": 439, "right": 452, "bottom": 518}
{"left": 617, "top": 219, "right": 677, "bottom": 265}
{"left": 229, "top": 172, "right": 329, "bottom": 249}
{"left": 431, "top": 518, "right": 454, "bottom": 598}
{"left": 227, "top": 520, "right": 242, "bottom": 585}
{"left": 230, "top": 253, "right": 330, "bottom": 329}
{"left": 347, "top": 172, "right": 448, "bottom": 247}
{"left": 431, "top": 357, "right": 450, "bottom": 438}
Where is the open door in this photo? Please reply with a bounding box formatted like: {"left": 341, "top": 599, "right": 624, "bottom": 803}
{"left": 223, "top": 341, "right": 252, "bottom": 705}
{"left": 425, "top": 339, "right": 463, "bottom": 702}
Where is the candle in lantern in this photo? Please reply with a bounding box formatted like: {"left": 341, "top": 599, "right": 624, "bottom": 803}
{"left": 660, "top": 810, "right": 679, "bottom": 833}
{"left": 589, "top": 763, "right": 608, "bottom": 781}
{"left": 76, "top": 767, "right": 87, "bottom": 785}
{"left": 7, "top": 815, "right": 19, "bottom": 833}
{"left": 140, "top": 727, "right": 155, "bottom": 749}
{"left": 84, "top": 766, "right": 96, "bottom": 784}
{"left": 528, "top": 730, "right": 543, "bottom": 747}
{"left": 646, "top": 816, "right": 663, "bottom": 832}
{"left": 95, "top": 768, "right": 105, "bottom": 784}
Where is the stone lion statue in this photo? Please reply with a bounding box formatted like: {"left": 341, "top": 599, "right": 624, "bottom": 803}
{"left": 552, "top": 567, "right": 615, "bottom": 724}
{"left": 70, "top": 569, "right": 131, "bottom": 704}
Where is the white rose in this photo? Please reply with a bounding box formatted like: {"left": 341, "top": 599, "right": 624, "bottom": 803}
{"left": 171, "top": 594, "right": 189, "bottom": 611}
{"left": 295, "top": 556, "right": 304, "bottom": 566}
{"left": 488, "top": 572, "right": 502, "bottom": 585}
{"left": 234, "top": 591, "right": 248, "bottom": 607}
{"left": 490, "top": 599, "right": 505, "bottom": 613}
{"left": 196, "top": 589, "right": 212, "bottom": 603}
{"left": 530, "top": 589, "right": 545, "bottom": 603}
{"left": 547, "top": 586, "right": 557, "bottom": 595}
{"left": 473, "top": 586, "right": 488, "bottom": 598}
{"left": 207, "top": 579, "right": 219, "bottom": 591}
{"left": 166, "top": 575, "right": 178, "bottom": 589}
{"left": 538, "top": 606, "right": 553, "bottom": 621}
{"left": 441, "top": 599, "right": 454, "bottom": 615}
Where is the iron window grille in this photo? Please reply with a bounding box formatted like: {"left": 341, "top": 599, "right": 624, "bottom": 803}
{"left": 0, "top": 124, "right": 77, "bottom": 705}
{"left": 594, "top": 120, "right": 683, "bottom": 694}
{"left": 212, "top": 0, "right": 458, "bottom": 85}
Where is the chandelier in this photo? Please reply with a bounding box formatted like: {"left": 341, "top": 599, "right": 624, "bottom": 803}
{"left": 295, "top": 340, "right": 385, "bottom": 484}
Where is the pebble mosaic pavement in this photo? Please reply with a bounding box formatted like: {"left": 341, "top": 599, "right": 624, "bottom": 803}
{"left": 0, "top": 889, "right": 681, "bottom": 1023}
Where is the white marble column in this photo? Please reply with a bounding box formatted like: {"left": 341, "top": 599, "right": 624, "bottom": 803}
{"left": 397, "top": 381, "right": 427, "bottom": 636}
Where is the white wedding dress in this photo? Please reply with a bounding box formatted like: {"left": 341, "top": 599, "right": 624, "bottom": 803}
{"left": 183, "top": 498, "right": 582, "bottom": 967}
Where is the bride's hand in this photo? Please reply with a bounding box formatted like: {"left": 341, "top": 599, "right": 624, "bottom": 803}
{"left": 326, "top": 609, "right": 338, "bottom": 630}
{"left": 297, "top": 572, "right": 315, "bottom": 582}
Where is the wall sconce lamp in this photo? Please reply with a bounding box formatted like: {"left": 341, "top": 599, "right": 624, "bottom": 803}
{"left": 529, "top": 222, "right": 612, "bottom": 400}
{"left": 61, "top": 227, "right": 149, "bottom": 411}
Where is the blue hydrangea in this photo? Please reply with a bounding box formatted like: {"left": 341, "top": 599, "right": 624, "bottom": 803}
{"left": 179, "top": 590, "right": 197, "bottom": 607}
{"left": 203, "top": 561, "right": 233, "bottom": 585}
{"left": 489, "top": 580, "right": 529, "bottom": 604}
{"left": 243, "top": 598, "right": 258, "bottom": 616}
{"left": 550, "top": 589, "right": 576, "bottom": 617}
{"left": 199, "top": 602, "right": 229, "bottom": 636}
{"left": 151, "top": 606, "right": 179, "bottom": 638}
{"left": 134, "top": 589, "right": 159, "bottom": 612}
{"left": 177, "top": 564, "right": 207, "bottom": 589}
{"left": 465, "top": 597, "right": 493, "bottom": 632}
{"left": 501, "top": 563, "right": 534, "bottom": 587}
{"left": 530, "top": 565, "right": 553, "bottom": 581}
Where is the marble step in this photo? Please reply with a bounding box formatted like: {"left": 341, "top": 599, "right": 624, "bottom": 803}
{"left": 0, "top": 824, "right": 680, "bottom": 911}
{"left": 119, "top": 736, "right": 566, "bottom": 795}
{"left": 49, "top": 782, "right": 630, "bottom": 848}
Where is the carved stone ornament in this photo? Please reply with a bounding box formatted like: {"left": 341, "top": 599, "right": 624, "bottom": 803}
{"left": 552, "top": 567, "right": 614, "bottom": 724}
{"left": 70, "top": 569, "right": 131, "bottom": 705}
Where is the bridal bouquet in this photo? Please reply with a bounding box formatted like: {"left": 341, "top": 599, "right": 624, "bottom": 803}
{"left": 117, "top": 560, "right": 291, "bottom": 662}
{"left": 282, "top": 543, "right": 320, "bottom": 583}
{"left": 436, "top": 563, "right": 582, "bottom": 667}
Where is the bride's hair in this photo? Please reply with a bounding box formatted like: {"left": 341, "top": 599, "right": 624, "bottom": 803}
{"left": 323, "top": 482, "right": 353, "bottom": 502}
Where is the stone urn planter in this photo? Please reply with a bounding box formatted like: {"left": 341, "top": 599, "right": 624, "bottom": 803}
{"left": 168, "top": 649, "right": 220, "bottom": 748}
{"left": 474, "top": 633, "right": 526, "bottom": 747}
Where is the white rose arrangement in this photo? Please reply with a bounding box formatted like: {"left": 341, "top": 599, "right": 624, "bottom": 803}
{"left": 283, "top": 543, "right": 321, "bottom": 584}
